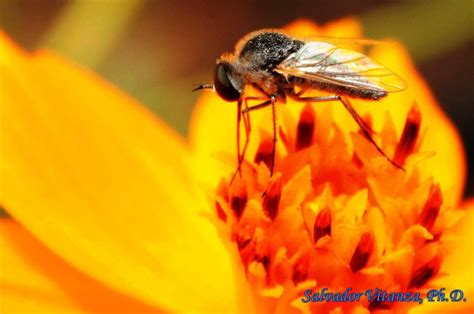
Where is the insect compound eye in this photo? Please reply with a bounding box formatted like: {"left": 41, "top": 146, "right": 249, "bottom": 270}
{"left": 214, "top": 63, "right": 241, "bottom": 102}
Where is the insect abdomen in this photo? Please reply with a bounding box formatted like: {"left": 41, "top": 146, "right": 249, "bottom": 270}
{"left": 297, "top": 78, "right": 387, "bottom": 100}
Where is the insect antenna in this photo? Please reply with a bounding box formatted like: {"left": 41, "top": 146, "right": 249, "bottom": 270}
{"left": 192, "top": 84, "right": 214, "bottom": 92}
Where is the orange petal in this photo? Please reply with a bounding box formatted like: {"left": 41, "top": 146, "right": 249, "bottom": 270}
{"left": 0, "top": 32, "right": 250, "bottom": 312}
{"left": 409, "top": 201, "right": 474, "bottom": 313}
{"left": 284, "top": 16, "right": 362, "bottom": 38}
{"left": 320, "top": 16, "right": 363, "bottom": 37}
{"left": 438, "top": 200, "right": 474, "bottom": 293}
{"left": 0, "top": 220, "right": 160, "bottom": 314}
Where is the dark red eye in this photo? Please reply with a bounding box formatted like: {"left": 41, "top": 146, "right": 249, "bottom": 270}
{"left": 214, "top": 63, "right": 241, "bottom": 101}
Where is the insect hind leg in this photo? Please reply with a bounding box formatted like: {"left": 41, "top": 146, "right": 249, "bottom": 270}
{"left": 293, "top": 94, "right": 404, "bottom": 171}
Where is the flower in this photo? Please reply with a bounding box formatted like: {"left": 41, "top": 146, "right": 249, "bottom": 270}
{"left": 0, "top": 18, "right": 472, "bottom": 314}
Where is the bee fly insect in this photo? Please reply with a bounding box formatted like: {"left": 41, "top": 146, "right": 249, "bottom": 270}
{"left": 194, "top": 29, "right": 407, "bottom": 183}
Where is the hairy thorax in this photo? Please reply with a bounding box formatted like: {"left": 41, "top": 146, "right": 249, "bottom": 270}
{"left": 234, "top": 30, "right": 304, "bottom": 97}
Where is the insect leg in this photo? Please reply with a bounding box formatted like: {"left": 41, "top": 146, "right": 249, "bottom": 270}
{"left": 294, "top": 95, "right": 404, "bottom": 171}
{"left": 270, "top": 95, "right": 277, "bottom": 176}
{"left": 337, "top": 96, "right": 403, "bottom": 169}
{"left": 337, "top": 97, "right": 377, "bottom": 135}
{"left": 230, "top": 100, "right": 243, "bottom": 184}
{"left": 230, "top": 97, "right": 271, "bottom": 184}
{"left": 240, "top": 97, "right": 252, "bottom": 165}
{"left": 239, "top": 97, "right": 277, "bottom": 174}
{"left": 244, "top": 96, "right": 266, "bottom": 102}
{"left": 242, "top": 99, "right": 272, "bottom": 113}
{"left": 240, "top": 96, "right": 268, "bottom": 161}
{"left": 295, "top": 94, "right": 375, "bottom": 135}
{"left": 241, "top": 97, "right": 277, "bottom": 175}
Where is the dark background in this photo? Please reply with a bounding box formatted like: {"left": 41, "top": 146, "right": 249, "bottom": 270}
{"left": 1, "top": 0, "right": 473, "bottom": 196}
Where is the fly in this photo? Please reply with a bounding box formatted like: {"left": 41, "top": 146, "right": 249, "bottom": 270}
{"left": 194, "top": 29, "right": 407, "bottom": 182}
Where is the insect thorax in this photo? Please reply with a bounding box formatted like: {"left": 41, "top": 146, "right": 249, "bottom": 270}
{"left": 238, "top": 31, "right": 304, "bottom": 71}
{"left": 233, "top": 31, "right": 303, "bottom": 95}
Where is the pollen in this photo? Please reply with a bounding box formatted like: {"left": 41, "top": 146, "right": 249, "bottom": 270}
{"left": 295, "top": 104, "right": 316, "bottom": 150}
{"left": 393, "top": 104, "right": 421, "bottom": 166}
{"left": 417, "top": 183, "right": 443, "bottom": 231}
{"left": 229, "top": 178, "right": 247, "bottom": 219}
{"left": 313, "top": 207, "right": 331, "bottom": 243}
{"left": 349, "top": 231, "right": 374, "bottom": 273}
{"left": 408, "top": 255, "right": 442, "bottom": 289}
{"left": 214, "top": 104, "right": 459, "bottom": 313}
{"left": 254, "top": 137, "right": 274, "bottom": 170}
{"left": 262, "top": 174, "right": 282, "bottom": 220}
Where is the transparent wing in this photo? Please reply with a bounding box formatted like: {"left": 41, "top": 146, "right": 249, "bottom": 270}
{"left": 276, "top": 41, "right": 407, "bottom": 93}
{"left": 303, "top": 36, "right": 389, "bottom": 49}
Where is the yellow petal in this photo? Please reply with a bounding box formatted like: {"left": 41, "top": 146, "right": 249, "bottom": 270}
{"left": 0, "top": 32, "right": 249, "bottom": 312}
{"left": 0, "top": 220, "right": 159, "bottom": 314}
{"left": 189, "top": 91, "right": 243, "bottom": 186}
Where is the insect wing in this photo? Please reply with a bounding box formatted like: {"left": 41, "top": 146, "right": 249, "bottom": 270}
{"left": 302, "top": 36, "right": 392, "bottom": 52}
{"left": 276, "top": 41, "right": 407, "bottom": 93}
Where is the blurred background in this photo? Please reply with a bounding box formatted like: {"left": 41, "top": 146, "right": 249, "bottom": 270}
{"left": 1, "top": 0, "right": 473, "bottom": 196}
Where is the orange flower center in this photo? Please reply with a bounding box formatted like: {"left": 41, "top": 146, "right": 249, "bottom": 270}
{"left": 214, "top": 104, "right": 450, "bottom": 312}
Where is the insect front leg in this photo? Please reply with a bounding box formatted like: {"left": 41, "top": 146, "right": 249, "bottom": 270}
{"left": 230, "top": 100, "right": 244, "bottom": 185}
{"left": 230, "top": 96, "right": 268, "bottom": 184}
{"left": 270, "top": 95, "right": 277, "bottom": 176}
{"left": 292, "top": 94, "right": 404, "bottom": 171}
{"left": 240, "top": 97, "right": 253, "bottom": 164}
{"left": 239, "top": 96, "right": 278, "bottom": 177}
{"left": 242, "top": 99, "right": 272, "bottom": 114}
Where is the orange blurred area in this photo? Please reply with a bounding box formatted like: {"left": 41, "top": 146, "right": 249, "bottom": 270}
{"left": 1, "top": 2, "right": 472, "bottom": 199}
